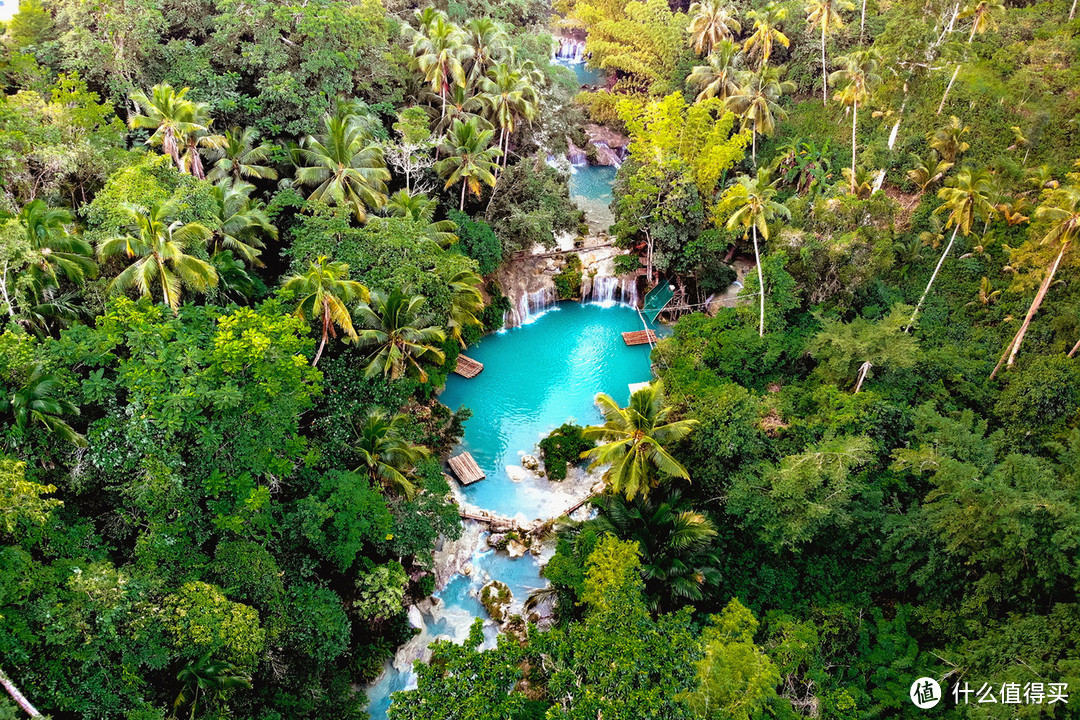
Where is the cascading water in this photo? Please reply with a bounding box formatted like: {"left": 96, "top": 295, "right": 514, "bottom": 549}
{"left": 591, "top": 141, "right": 623, "bottom": 168}
{"left": 586, "top": 275, "right": 639, "bottom": 308}
{"left": 554, "top": 37, "right": 585, "bottom": 62}
{"left": 514, "top": 287, "right": 558, "bottom": 326}
{"left": 567, "top": 140, "right": 588, "bottom": 167}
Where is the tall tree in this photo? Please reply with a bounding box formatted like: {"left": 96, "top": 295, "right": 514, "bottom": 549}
{"left": 829, "top": 48, "right": 882, "bottom": 195}
{"left": 97, "top": 202, "right": 216, "bottom": 312}
{"left": 742, "top": 2, "right": 790, "bottom": 68}
{"left": 581, "top": 382, "right": 698, "bottom": 501}
{"left": 480, "top": 62, "right": 539, "bottom": 168}
{"left": 382, "top": 190, "right": 458, "bottom": 247}
{"left": 409, "top": 13, "right": 471, "bottom": 120}
{"left": 462, "top": 17, "right": 509, "bottom": 83}
{"left": 17, "top": 200, "right": 96, "bottom": 292}
{"left": 725, "top": 65, "right": 795, "bottom": 162}
{"left": 688, "top": 0, "right": 742, "bottom": 56}
{"left": 207, "top": 180, "right": 277, "bottom": 267}
{"left": 127, "top": 84, "right": 202, "bottom": 172}
{"left": 719, "top": 173, "right": 791, "bottom": 336}
{"left": 434, "top": 118, "right": 502, "bottom": 212}
{"left": 281, "top": 255, "right": 368, "bottom": 366}
{"left": 805, "top": 0, "right": 853, "bottom": 106}
{"left": 937, "top": 0, "right": 1004, "bottom": 114}
{"left": 350, "top": 409, "right": 430, "bottom": 499}
{"left": 0, "top": 365, "right": 86, "bottom": 447}
{"left": 352, "top": 288, "right": 447, "bottom": 382}
{"left": 688, "top": 39, "right": 744, "bottom": 102}
{"left": 294, "top": 110, "right": 391, "bottom": 222}
{"left": 446, "top": 269, "right": 485, "bottom": 348}
{"left": 177, "top": 99, "right": 224, "bottom": 180}
{"left": 991, "top": 185, "right": 1080, "bottom": 377}
{"left": 906, "top": 168, "right": 995, "bottom": 331}
{"left": 207, "top": 126, "right": 279, "bottom": 183}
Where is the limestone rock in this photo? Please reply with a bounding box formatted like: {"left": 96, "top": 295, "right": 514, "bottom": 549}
{"left": 507, "top": 539, "right": 528, "bottom": 558}
{"left": 479, "top": 580, "right": 513, "bottom": 623}
{"left": 521, "top": 454, "right": 540, "bottom": 470}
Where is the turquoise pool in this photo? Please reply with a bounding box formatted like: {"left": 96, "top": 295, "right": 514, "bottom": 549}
{"left": 569, "top": 165, "right": 616, "bottom": 229}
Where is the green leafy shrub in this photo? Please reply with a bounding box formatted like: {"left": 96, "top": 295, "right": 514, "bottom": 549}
{"left": 553, "top": 254, "right": 583, "bottom": 300}
{"left": 539, "top": 422, "right": 594, "bottom": 481}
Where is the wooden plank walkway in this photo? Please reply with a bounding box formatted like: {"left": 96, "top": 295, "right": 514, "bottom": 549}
{"left": 448, "top": 452, "right": 485, "bottom": 485}
{"left": 453, "top": 354, "right": 484, "bottom": 378}
{"left": 622, "top": 329, "right": 657, "bottom": 346}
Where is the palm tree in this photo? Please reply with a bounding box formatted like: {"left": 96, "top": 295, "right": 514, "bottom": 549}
{"left": 688, "top": 0, "right": 742, "bottom": 56}
{"left": 173, "top": 652, "right": 251, "bottom": 720}
{"left": 207, "top": 126, "right": 279, "bottom": 182}
{"left": 463, "top": 17, "right": 509, "bottom": 83}
{"left": 294, "top": 110, "right": 391, "bottom": 222}
{"left": 427, "top": 83, "right": 491, "bottom": 137}
{"left": 207, "top": 180, "right": 277, "bottom": 267}
{"left": 17, "top": 200, "right": 96, "bottom": 292}
{"left": 990, "top": 185, "right": 1080, "bottom": 377}
{"left": 829, "top": 48, "right": 882, "bottom": 195}
{"left": 906, "top": 168, "right": 995, "bottom": 331}
{"left": 725, "top": 65, "right": 795, "bottom": 162}
{"left": 805, "top": 0, "right": 853, "bottom": 106}
{"left": 350, "top": 409, "right": 430, "bottom": 499}
{"left": 128, "top": 84, "right": 202, "bottom": 171}
{"left": 435, "top": 118, "right": 502, "bottom": 211}
{"left": 584, "top": 489, "right": 722, "bottom": 612}
{"left": 580, "top": 382, "right": 699, "bottom": 501}
{"left": 927, "top": 116, "right": 971, "bottom": 164}
{"left": 447, "top": 269, "right": 485, "bottom": 348}
{"left": 97, "top": 202, "right": 217, "bottom": 313}
{"left": 937, "top": 0, "right": 1004, "bottom": 114}
{"left": 281, "top": 256, "right": 368, "bottom": 366}
{"left": 907, "top": 151, "right": 954, "bottom": 194}
{"left": 177, "top": 100, "right": 224, "bottom": 180}
{"left": 688, "top": 39, "right": 744, "bottom": 102}
{"left": 480, "top": 62, "right": 539, "bottom": 168}
{"left": 409, "top": 14, "right": 471, "bottom": 120}
{"left": 720, "top": 173, "right": 791, "bottom": 336}
{"left": 382, "top": 190, "right": 458, "bottom": 246}
{"left": 352, "top": 288, "right": 447, "bottom": 382}
{"left": 1, "top": 365, "right": 86, "bottom": 447}
{"left": 743, "top": 2, "right": 790, "bottom": 68}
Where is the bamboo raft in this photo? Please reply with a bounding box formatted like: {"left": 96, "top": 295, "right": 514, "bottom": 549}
{"left": 447, "top": 452, "right": 485, "bottom": 485}
{"left": 453, "top": 354, "right": 484, "bottom": 378}
{"left": 621, "top": 329, "right": 658, "bottom": 346}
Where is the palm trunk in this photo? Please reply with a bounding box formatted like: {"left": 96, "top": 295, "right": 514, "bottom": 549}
{"left": 753, "top": 223, "right": 765, "bottom": 337}
{"left": 850, "top": 99, "right": 858, "bottom": 195}
{"left": 751, "top": 126, "right": 757, "bottom": 164}
{"left": 0, "top": 263, "right": 16, "bottom": 317}
{"left": 1068, "top": 336, "right": 1080, "bottom": 357}
{"left": 460, "top": 181, "right": 467, "bottom": 212}
{"left": 498, "top": 127, "right": 506, "bottom": 172}
{"left": 906, "top": 224, "right": 960, "bottom": 332}
{"left": 1072, "top": 0, "right": 1078, "bottom": 19}
{"left": 0, "top": 669, "right": 43, "bottom": 717}
{"left": 158, "top": 258, "right": 174, "bottom": 312}
{"left": 937, "top": 65, "right": 960, "bottom": 115}
{"left": 860, "top": 0, "right": 868, "bottom": 39}
{"left": 990, "top": 240, "right": 1070, "bottom": 378}
{"left": 853, "top": 360, "right": 872, "bottom": 393}
{"left": 313, "top": 301, "right": 330, "bottom": 366}
{"left": 821, "top": 23, "right": 828, "bottom": 106}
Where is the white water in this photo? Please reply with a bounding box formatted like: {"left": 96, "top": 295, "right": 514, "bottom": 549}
{"left": 554, "top": 37, "right": 585, "bottom": 62}
{"left": 514, "top": 287, "right": 559, "bottom": 327}
{"left": 586, "top": 275, "right": 639, "bottom": 308}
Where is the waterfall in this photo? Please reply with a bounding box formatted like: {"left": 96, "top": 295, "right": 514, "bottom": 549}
{"left": 554, "top": 37, "right": 585, "bottom": 62}
{"left": 620, "top": 277, "right": 639, "bottom": 308}
{"left": 586, "top": 276, "right": 639, "bottom": 308}
{"left": 512, "top": 287, "right": 557, "bottom": 327}
{"left": 592, "top": 141, "right": 622, "bottom": 168}
{"left": 567, "top": 140, "right": 587, "bottom": 167}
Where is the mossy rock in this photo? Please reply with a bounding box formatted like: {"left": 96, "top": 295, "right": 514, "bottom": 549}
{"left": 480, "top": 580, "right": 513, "bottom": 623}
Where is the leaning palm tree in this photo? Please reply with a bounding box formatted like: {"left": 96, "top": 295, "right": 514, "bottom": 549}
{"left": 294, "top": 110, "right": 391, "bottom": 222}
{"left": 743, "top": 2, "right": 790, "bottom": 68}
{"left": 350, "top": 409, "right": 430, "bottom": 499}
{"left": 688, "top": 0, "right": 742, "bottom": 56}
{"left": 435, "top": 118, "right": 502, "bottom": 211}
{"left": 173, "top": 652, "right": 251, "bottom": 720}
{"left": 480, "top": 62, "right": 539, "bottom": 167}
{"left": 581, "top": 382, "right": 699, "bottom": 502}
{"left": 447, "top": 269, "right": 485, "bottom": 348}
{"left": 990, "top": 185, "right": 1080, "bottom": 377}
{"left": 937, "top": 0, "right": 1004, "bottom": 114}
{"left": 906, "top": 168, "right": 995, "bottom": 331}
{"left": 352, "top": 288, "right": 447, "bottom": 383}
{"left": 585, "top": 488, "right": 722, "bottom": 612}
{"left": 829, "top": 48, "right": 882, "bottom": 195}
{"left": 927, "top": 116, "right": 971, "bottom": 164}
{"left": 17, "top": 200, "right": 96, "bottom": 292}
{"left": 1, "top": 365, "right": 86, "bottom": 447}
{"left": 281, "top": 255, "right": 368, "bottom": 366}
{"left": 97, "top": 202, "right": 217, "bottom": 313}
{"left": 725, "top": 65, "right": 795, "bottom": 163}
{"left": 688, "top": 39, "right": 744, "bottom": 103}
{"left": 127, "top": 84, "right": 203, "bottom": 171}
{"left": 719, "top": 173, "right": 791, "bottom": 336}
{"left": 907, "top": 151, "right": 954, "bottom": 194}
{"left": 409, "top": 14, "right": 471, "bottom": 120}
{"left": 805, "top": 0, "right": 853, "bottom": 106}
{"left": 177, "top": 100, "right": 225, "bottom": 179}
{"left": 207, "top": 126, "right": 279, "bottom": 182}
{"left": 207, "top": 180, "right": 277, "bottom": 267}
{"left": 382, "top": 190, "right": 458, "bottom": 246}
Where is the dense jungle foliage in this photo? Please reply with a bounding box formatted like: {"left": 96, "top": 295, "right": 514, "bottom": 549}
{"left": 1, "top": 0, "right": 1079, "bottom": 716}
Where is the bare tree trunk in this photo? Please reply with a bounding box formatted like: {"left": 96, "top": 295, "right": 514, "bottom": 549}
{"left": 937, "top": 65, "right": 960, "bottom": 115}
{"left": 1072, "top": 0, "right": 1078, "bottom": 20}
{"left": 907, "top": 224, "right": 960, "bottom": 332}
{"left": 753, "top": 224, "right": 765, "bottom": 337}
{"left": 821, "top": 23, "right": 828, "bottom": 106}
{"left": 851, "top": 99, "right": 858, "bottom": 195}
{"left": 1068, "top": 336, "right": 1080, "bottom": 357}
{"left": 0, "top": 668, "right": 43, "bottom": 717}
{"left": 0, "top": 263, "right": 16, "bottom": 318}
{"left": 861, "top": 0, "right": 868, "bottom": 39}
{"left": 990, "top": 240, "right": 1070, "bottom": 378}
{"left": 854, "top": 360, "right": 872, "bottom": 393}
{"left": 312, "top": 302, "right": 330, "bottom": 366}
{"left": 460, "top": 181, "right": 467, "bottom": 212}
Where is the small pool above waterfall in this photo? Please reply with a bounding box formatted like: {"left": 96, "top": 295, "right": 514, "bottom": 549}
{"left": 569, "top": 164, "right": 616, "bottom": 230}
{"left": 440, "top": 302, "right": 656, "bottom": 520}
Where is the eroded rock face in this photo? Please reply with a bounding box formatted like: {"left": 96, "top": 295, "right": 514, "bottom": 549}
{"left": 521, "top": 454, "right": 540, "bottom": 470}
{"left": 583, "top": 123, "right": 629, "bottom": 150}
{"left": 479, "top": 580, "right": 513, "bottom": 622}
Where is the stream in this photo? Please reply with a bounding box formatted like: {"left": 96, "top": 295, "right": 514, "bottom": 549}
{"left": 364, "top": 302, "right": 660, "bottom": 719}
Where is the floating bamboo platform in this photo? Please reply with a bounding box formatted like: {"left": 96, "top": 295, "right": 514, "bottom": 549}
{"left": 622, "top": 330, "right": 657, "bottom": 346}
{"left": 453, "top": 354, "right": 484, "bottom": 378}
{"left": 448, "top": 452, "right": 485, "bottom": 485}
